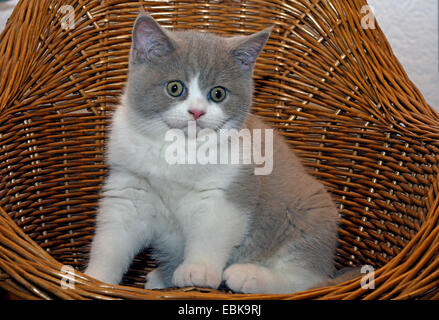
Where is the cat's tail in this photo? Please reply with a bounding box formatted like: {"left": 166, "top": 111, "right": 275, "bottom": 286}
{"left": 308, "top": 267, "right": 363, "bottom": 290}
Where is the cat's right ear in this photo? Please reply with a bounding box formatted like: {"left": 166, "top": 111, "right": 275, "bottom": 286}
{"left": 229, "top": 26, "right": 272, "bottom": 71}
{"left": 131, "top": 13, "right": 175, "bottom": 64}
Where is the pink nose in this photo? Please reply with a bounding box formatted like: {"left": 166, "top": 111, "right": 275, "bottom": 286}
{"left": 188, "top": 109, "right": 205, "bottom": 120}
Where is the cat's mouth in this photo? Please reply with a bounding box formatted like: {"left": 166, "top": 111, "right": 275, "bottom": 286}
{"left": 161, "top": 117, "right": 227, "bottom": 133}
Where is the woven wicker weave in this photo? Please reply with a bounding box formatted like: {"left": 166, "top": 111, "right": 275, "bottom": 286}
{"left": 0, "top": 0, "right": 438, "bottom": 300}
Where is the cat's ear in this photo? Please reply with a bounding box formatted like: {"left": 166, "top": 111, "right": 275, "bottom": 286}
{"left": 229, "top": 26, "right": 272, "bottom": 71}
{"left": 131, "top": 13, "right": 175, "bottom": 64}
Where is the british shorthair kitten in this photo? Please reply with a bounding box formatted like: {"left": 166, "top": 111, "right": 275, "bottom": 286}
{"left": 84, "top": 13, "right": 340, "bottom": 293}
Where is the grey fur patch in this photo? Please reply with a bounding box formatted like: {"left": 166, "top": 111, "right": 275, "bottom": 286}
{"left": 226, "top": 115, "right": 339, "bottom": 278}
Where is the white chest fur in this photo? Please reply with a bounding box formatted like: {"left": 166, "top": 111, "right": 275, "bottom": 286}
{"left": 100, "top": 104, "right": 248, "bottom": 279}
{"left": 106, "top": 104, "right": 241, "bottom": 214}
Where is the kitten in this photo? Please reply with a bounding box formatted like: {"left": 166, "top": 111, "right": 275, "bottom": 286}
{"left": 84, "top": 13, "right": 340, "bottom": 294}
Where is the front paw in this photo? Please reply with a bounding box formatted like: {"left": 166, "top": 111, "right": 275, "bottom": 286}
{"left": 172, "top": 262, "right": 222, "bottom": 289}
{"left": 83, "top": 266, "right": 119, "bottom": 285}
{"left": 223, "top": 263, "right": 274, "bottom": 293}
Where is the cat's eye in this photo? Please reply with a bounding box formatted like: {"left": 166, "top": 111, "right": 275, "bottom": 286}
{"left": 166, "top": 80, "right": 185, "bottom": 97}
{"left": 209, "top": 86, "right": 227, "bottom": 103}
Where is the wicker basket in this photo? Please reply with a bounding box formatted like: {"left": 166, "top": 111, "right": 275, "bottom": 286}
{"left": 0, "top": 0, "right": 438, "bottom": 300}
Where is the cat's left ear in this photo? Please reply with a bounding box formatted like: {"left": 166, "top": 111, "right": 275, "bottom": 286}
{"left": 229, "top": 26, "right": 273, "bottom": 71}
{"left": 131, "top": 13, "right": 176, "bottom": 64}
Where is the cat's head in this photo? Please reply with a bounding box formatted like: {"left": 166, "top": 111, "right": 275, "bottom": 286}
{"left": 124, "top": 13, "right": 271, "bottom": 135}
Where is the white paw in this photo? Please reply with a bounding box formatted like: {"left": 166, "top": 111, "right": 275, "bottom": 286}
{"left": 83, "top": 266, "right": 119, "bottom": 285}
{"left": 172, "top": 262, "right": 222, "bottom": 289}
{"left": 223, "top": 263, "right": 274, "bottom": 294}
{"left": 145, "top": 268, "right": 167, "bottom": 289}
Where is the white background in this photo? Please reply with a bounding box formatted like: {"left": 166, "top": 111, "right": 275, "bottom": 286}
{"left": 0, "top": 0, "right": 438, "bottom": 112}
{"left": 368, "top": 0, "right": 439, "bottom": 112}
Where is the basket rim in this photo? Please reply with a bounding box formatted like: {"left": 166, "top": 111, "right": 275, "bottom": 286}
{"left": 0, "top": 177, "right": 438, "bottom": 299}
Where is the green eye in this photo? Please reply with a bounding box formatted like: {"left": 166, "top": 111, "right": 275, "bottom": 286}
{"left": 166, "top": 80, "right": 184, "bottom": 97}
{"left": 209, "top": 86, "right": 227, "bottom": 103}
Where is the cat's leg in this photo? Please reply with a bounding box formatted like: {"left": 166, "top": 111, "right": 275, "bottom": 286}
{"left": 223, "top": 262, "right": 326, "bottom": 294}
{"left": 84, "top": 197, "right": 151, "bottom": 284}
{"left": 145, "top": 268, "right": 169, "bottom": 289}
{"left": 84, "top": 172, "right": 158, "bottom": 285}
{"left": 172, "top": 190, "right": 248, "bottom": 290}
